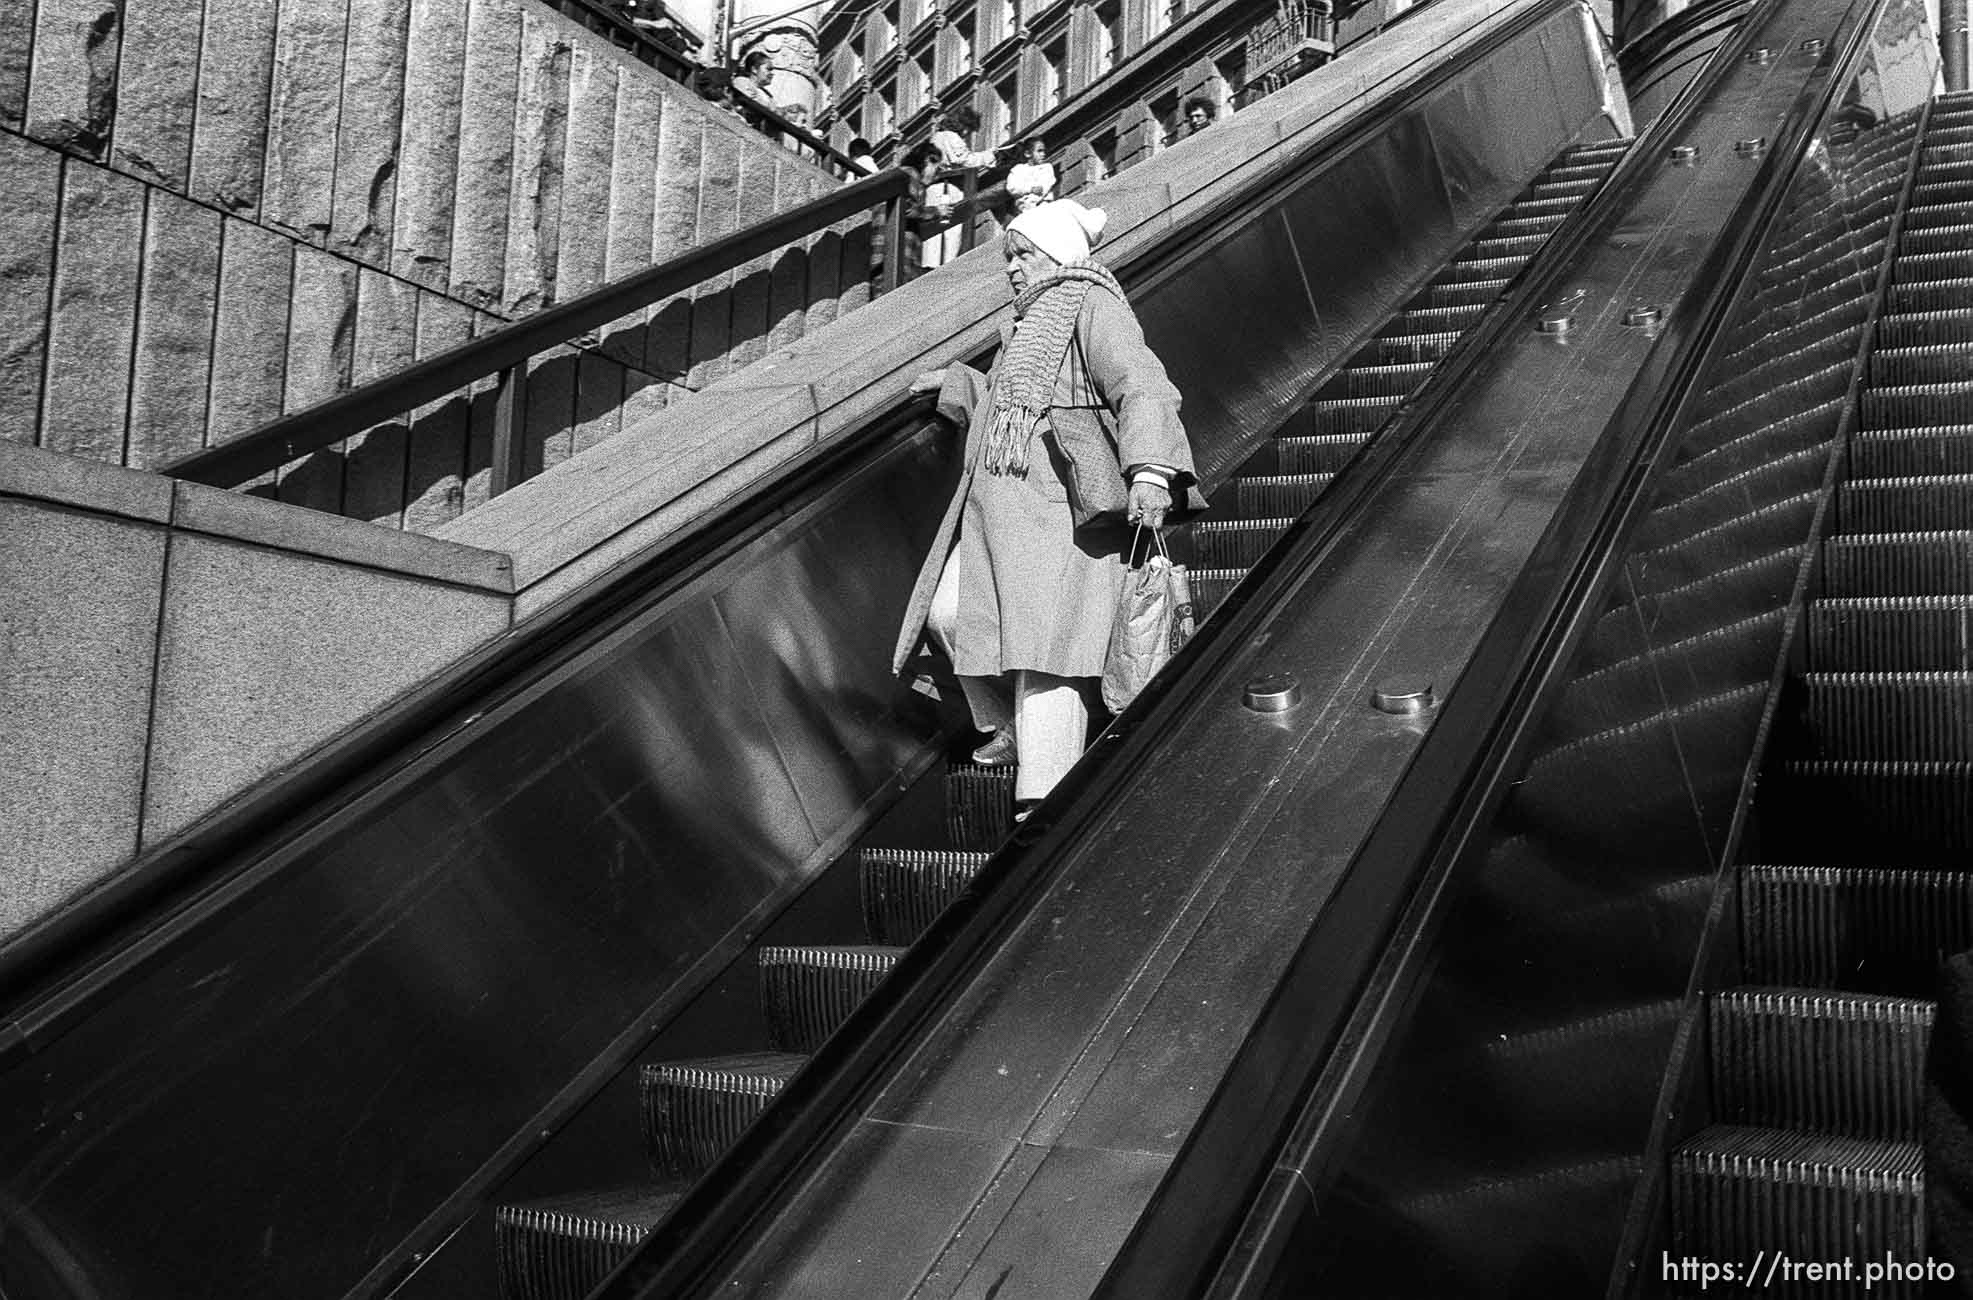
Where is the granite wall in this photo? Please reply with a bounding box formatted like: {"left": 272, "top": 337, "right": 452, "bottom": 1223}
{"left": 0, "top": 0, "right": 871, "bottom": 533}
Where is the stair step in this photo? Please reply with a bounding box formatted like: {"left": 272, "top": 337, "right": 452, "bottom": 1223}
{"left": 1467, "top": 233, "right": 1551, "bottom": 261}
{"left": 1235, "top": 473, "right": 1334, "bottom": 516}
{"left": 1419, "top": 277, "right": 1512, "bottom": 309}
{"left": 1670, "top": 1126, "right": 1922, "bottom": 1284}
{"left": 1894, "top": 249, "right": 1973, "bottom": 284}
{"left": 1823, "top": 531, "right": 1973, "bottom": 596}
{"left": 1190, "top": 567, "right": 1247, "bottom": 614}
{"left": 1806, "top": 671, "right": 1973, "bottom": 760}
{"left": 1910, "top": 177, "right": 1973, "bottom": 210}
{"left": 1315, "top": 362, "right": 1434, "bottom": 400}
{"left": 1564, "top": 138, "right": 1633, "bottom": 159}
{"left": 1861, "top": 379, "right": 1973, "bottom": 428}
{"left": 1645, "top": 447, "right": 1831, "bottom": 544}
{"left": 859, "top": 847, "right": 988, "bottom": 945}
{"left": 494, "top": 1185, "right": 679, "bottom": 1300}
{"left": 639, "top": 1052, "right": 804, "bottom": 1179}
{"left": 1810, "top": 596, "right": 1973, "bottom": 670}
{"left": 1709, "top": 988, "right": 1932, "bottom": 1140}
{"left": 1869, "top": 342, "right": 1973, "bottom": 386}
{"left": 1542, "top": 160, "right": 1618, "bottom": 183}
{"left": 1372, "top": 329, "right": 1462, "bottom": 364}
{"left": 1903, "top": 200, "right": 1973, "bottom": 232}
{"left": 759, "top": 944, "right": 903, "bottom": 1052}
{"left": 1889, "top": 276, "right": 1973, "bottom": 314}
{"left": 1899, "top": 221, "right": 1973, "bottom": 256}
{"left": 1529, "top": 175, "right": 1599, "bottom": 199}
{"left": 1631, "top": 493, "right": 1819, "bottom": 597}
{"left": 1191, "top": 517, "right": 1294, "bottom": 568}
{"left": 1481, "top": 213, "right": 1567, "bottom": 241}
{"left": 1851, "top": 425, "right": 1973, "bottom": 477}
{"left": 1877, "top": 309, "right": 1973, "bottom": 352}
{"left": 1379, "top": 304, "right": 1488, "bottom": 337}
{"left": 1438, "top": 255, "right": 1529, "bottom": 286}
{"left": 1503, "top": 193, "right": 1586, "bottom": 217}
{"left": 1306, "top": 396, "right": 1402, "bottom": 437}
{"left": 1840, "top": 473, "right": 1973, "bottom": 532}
{"left": 945, "top": 762, "right": 1014, "bottom": 850}
{"left": 1744, "top": 862, "right": 1973, "bottom": 993}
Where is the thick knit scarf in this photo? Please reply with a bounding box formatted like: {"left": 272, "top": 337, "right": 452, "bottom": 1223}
{"left": 983, "top": 259, "right": 1128, "bottom": 476}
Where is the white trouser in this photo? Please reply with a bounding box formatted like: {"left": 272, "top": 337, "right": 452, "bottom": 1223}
{"left": 925, "top": 553, "right": 1091, "bottom": 802}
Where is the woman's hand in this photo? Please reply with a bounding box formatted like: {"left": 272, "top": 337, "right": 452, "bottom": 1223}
{"left": 1127, "top": 480, "right": 1173, "bottom": 530}
{"left": 909, "top": 369, "right": 947, "bottom": 395}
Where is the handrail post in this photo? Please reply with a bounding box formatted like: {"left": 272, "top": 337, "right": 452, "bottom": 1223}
{"left": 881, "top": 190, "right": 906, "bottom": 294}
{"left": 490, "top": 363, "right": 530, "bottom": 498}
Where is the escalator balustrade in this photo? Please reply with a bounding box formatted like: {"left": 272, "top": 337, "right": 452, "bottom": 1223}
{"left": 1669, "top": 91, "right": 1973, "bottom": 1297}
{"left": 488, "top": 134, "right": 1632, "bottom": 1300}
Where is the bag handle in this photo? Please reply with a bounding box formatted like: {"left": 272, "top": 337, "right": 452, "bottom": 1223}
{"left": 1128, "top": 524, "right": 1171, "bottom": 567}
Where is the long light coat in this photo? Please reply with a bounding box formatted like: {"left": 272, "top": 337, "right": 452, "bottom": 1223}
{"left": 891, "top": 287, "right": 1203, "bottom": 680}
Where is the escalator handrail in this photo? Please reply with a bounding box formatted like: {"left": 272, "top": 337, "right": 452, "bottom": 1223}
{"left": 1095, "top": 0, "right": 1905, "bottom": 1291}
{"left": 156, "top": 166, "right": 912, "bottom": 489}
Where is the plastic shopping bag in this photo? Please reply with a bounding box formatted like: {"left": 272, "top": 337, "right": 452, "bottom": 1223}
{"left": 1102, "top": 528, "right": 1195, "bottom": 714}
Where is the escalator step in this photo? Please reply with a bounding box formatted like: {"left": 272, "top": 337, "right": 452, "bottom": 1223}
{"left": 1630, "top": 492, "right": 1819, "bottom": 597}
{"left": 1543, "top": 160, "right": 1619, "bottom": 182}
{"left": 945, "top": 762, "right": 1014, "bottom": 850}
{"left": 1805, "top": 671, "right": 1973, "bottom": 760}
{"left": 1420, "top": 278, "right": 1512, "bottom": 309}
{"left": 1373, "top": 330, "right": 1463, "bottom": 364}
{"left": 759, "top": 945, "right": 903, "bottom": 1052}
{"left": 1910, "top": 176, "right": 1973, "bottom": 208}
{"left": 1190, "top": 567, "right": 1247, "bottom": 614}
{"left": 494, "top": 1186, "right": 680, "bottom": 1300}
{"left": 1823, "top": 531, "right": 1973, "bottom": 596}
{"left": 1191, "top": 518, "right": 1294, "bottom": 568}
{"left": 1861, "top": 380, "right": 1973, "bottom": 428}
{"left": 1874, "top": 308, "right": 1973, "bottom": 349}
{"left": 1438, "top": 255, "right": 1529, "bottom": 286}
{"left": 638, "top": 1052, "right": 805, "bottom": 1179}
{"left": 1868, "top": 342, "right": 1973, "bottom": 385}
{"left": 859, "top": 847, "right": 988, "bottom": 945}
{"left": 1646, "top": 447, "right": 1831, "bottom": 544}
{"left": 1529, "top": 175, "right": 1600, "bottom": 199}
{"left": 1379, "top": 304, "right": 1489, "bottom": 337}
{"left": 1903, "top": 200, "right": 1973, "bottom": 232}
{"left": 1482, "top": 213, "right": 1567, "bottom": 241}
{"left": 1502, "top": 194, "right": 1587, "bottom": 219}
{"left": 1308, "top": 397, "right": 1402, "bottom": 437}
{"left": 1670, "top": 1125, "right": 1922, "bottom": 1285}
{"left": 1889, "top": 276, "right": 1973, "bottom": 314}
{"left": 1840, "top": 474, "right": 1973, "bottom": 532}
{"left": 1565, "top": 138, "right": 1633, "bottom": 157}
{"left": 1709, "top": 988, "right": 1932, "bottom": 1141}
{"left": 1893, "top": 249, "right": 1973, "bottom": 284}
{"left": 1235, "top": 473, "right": 1333, "bottom": 517}
{"left": 1622, "top": 548, "right": 1806, "bottom": 646}
{"left": 1810, "top": 596, "right": 1973, "bottom": 671}
{"left": 1896, "top": 222, "right": 1973, "bottom": 257}
{"left": 1657, "top": 416, "right": 1833, "bottom": 503}
{"left": 1851, "top": 425, "right": 1973, "bottom": 478}
{"left": 1467, "top": 234, "right": 1550, "bottom": 262}
{"left": 1744, "top": 861, "right": 1973, "bottom": 992}
{"left": 1316, "top": 362, "right": 1434, "bottom": 399}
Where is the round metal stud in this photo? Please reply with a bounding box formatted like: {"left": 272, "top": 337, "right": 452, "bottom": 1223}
{"left": 1372, "top": 679, "right": 1436, "bottom": 715}
{"left": 1735, "top": 136, "right": 1768, "bottom": 156}
{"left": 1623, "top": 304, "right": 1663, "bottom": 327}
{"left": 1745, "top": 45, "right": 1774, "bottom": 64}
{"left": 1536, "top": 311, "right": 1574, "bottom": 334}
{"left": 1669, "top": 144, "right": 1700, "bottom": 165}
{"left": 1243, "top": 674, "right": 1302, "bottom": 713}
{"left": 1800, "top": 36, "right": 1826, "bottom": 53}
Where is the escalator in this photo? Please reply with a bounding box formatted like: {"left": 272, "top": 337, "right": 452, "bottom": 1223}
{"left": 489, "top": 136, "right": 1633, "bottom": 1300}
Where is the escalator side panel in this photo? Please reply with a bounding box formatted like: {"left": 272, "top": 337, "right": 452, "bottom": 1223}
{"left": 0, "top": 431, "right": 954, "bottom": 1300}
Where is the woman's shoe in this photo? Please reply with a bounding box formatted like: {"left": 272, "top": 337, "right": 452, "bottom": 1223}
{"left": 971, "top": 728, "right": 1018, "bottom": 767}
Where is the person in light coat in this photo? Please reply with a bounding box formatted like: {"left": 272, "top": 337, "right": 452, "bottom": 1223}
{"left": 894, "top": 200, "right": 1205, "bottom": 813}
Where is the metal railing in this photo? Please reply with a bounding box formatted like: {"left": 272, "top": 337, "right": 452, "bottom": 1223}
{"left": 160, "top": 169, "right": 914, "bottom": 497}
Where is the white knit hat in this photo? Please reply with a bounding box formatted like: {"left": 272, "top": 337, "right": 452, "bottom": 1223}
{"left": 1006, "top": 199, "right": 1109, "bottom": 265}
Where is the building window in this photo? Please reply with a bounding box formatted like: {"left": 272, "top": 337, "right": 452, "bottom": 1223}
{"left": 1157, "top": 0, "right": 1182, "bottom": 32}
{"left": 1215, "top": 48, "right": 1245, "bottom": 104}
{"left": 980, "top": 0, "right": 1009, "bottom": 46}
{"left": 1095, "top": 1, "right": 1123, "bottom": 69}
{"left": 901, "top": 49, "right": 932, "bottom": 115}
{"left": 1042, "top": 38, "right": 1066, "bottom": 109}
{"left": 989, "top": 73, "right": 1017, "bottom": 141}
{"left": 900, "top": 0, "right": 927, "bottom": 35}
{"left": 949, "top": 12, "right": 977, "bottom": 79}
{"left": 1151, "top": 89, "right": 1179, "bottom": 145}
{"left": 866, "top": 10, "right": 895, "bottom": 56}
{"left": 868, "top": 89, "right": 896, "bottom": 140}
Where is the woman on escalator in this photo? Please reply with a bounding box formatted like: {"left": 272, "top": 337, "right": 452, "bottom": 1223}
{"left": 893, "top": 199, "right": 1205, "bottom": 818}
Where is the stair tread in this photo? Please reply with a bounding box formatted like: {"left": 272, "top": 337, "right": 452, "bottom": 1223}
{"left": 1674, "top": 1123, "right": 1921, "bottom": 1174}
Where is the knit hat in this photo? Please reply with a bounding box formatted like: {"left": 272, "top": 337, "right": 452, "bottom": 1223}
{"left": 1006, "top": 199, "right": 1109, "bottom": 265}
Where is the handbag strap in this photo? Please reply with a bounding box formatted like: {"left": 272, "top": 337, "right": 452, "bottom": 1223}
{"left": 1129, "top": 524, "right": 1171, "bottom": 566}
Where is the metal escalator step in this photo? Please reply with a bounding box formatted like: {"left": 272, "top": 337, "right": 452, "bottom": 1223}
{"left": 1420, "top": 277, "right": 1512, "bottom": 309}
{"left": 1658, "top": 417, "right": 1834, "bottom": 503}
{"left": 1551, "top": 611, "right": 1781, "bottom": 740}
{"left": 1853, "top": 425, "right": 1973, "bottom": 478}
{"left": 1481, "top": 213, "right": 1567, "bottom": 240}
{"left": 1892, "top": 249, "right": 1973, "bottom": 284}
{"left": 1709, "top": 989, "right": 1932, "bottom": 1141}
{"left": 1840, "top": 474, "right": 1973, "bottom": 532}
{"left": 1891, "top": 276, "right": 1973, "bottom": 315}
{"left": 1467, "top": 233, "right": 1550, "bottom": 261}
{"left": 1191, "top": 518, "right": 1293, "bottom": 568}
{"left": 758, "top": 945, "right": 903, "bottom": 1052}
{"left": 1745, "top": 862, "right": 1973, "bottom": 992}
{"left": 1373, "top": 330, "right": 1462, "bottom": 364}
{"left": 1438, "top": 255, "right": 1529, "bottom": 286}
{"left": 1529, "top": 175, "right": 1599, "bottom": 199}
{"left": 1806, "top": 671, "right": 1973, "bottom": 760}
{"left": 1503, "top": 194, "right": 1587, "bottom": 218}
{"left": 1564, "top": 138, "right": 1633, "bottom": 157}
{"left": 1868, "top": 342, "right": 1973, "bottom": 386}
{"left": 1772, "top": 761, "right": 1973, "bottom": 861}
{"left": 1810, "top": 596, "right": 1973, "bottom": 671}
{"left": 1543, "top": 159, "right": 1618, "bottom": 182}
{"left": 1189, "top": 567, "right": 1246, "bottom": 614}
{"left": 1308, "top": 396, "right": 1402, "bottom": 437}
{"left": 1902, "top": 200, "right": 1973, "bottom": 232}
{"left": 1275, "top": 432, "right": 1371, "bottom": 474}
{"left": 1625, "top": 548, "right": 1806, "bottom": 642}
{"left": 1379, "top": 304, "right": 1488, "bottom": 336}
{"left": 859, "top": 847, "right": 988, "bottom": 945}
{"left": 1630, "top": 492, "right": 1820, "bottom": 597}
{"left": 495, "top": 1186, "right": 680, "bottom": 1300}
{"left": 1910, "top": 176, "right": 1973, "bottom": 208}
{"left": 1315, "top": 362, "right": 1434, "bottom": 399}
{"left": 1670, "top": 1126, "right": 1922, "bottom": 1283}
{"left": 639, "top": 1052, "right": 804, "bottom": 1179}
{"left": 1897, "top": 221, "right": 1973, "bottom": 256}
{"left": 1824, "top": 531, "right": 1973, "bottom": 595}
{"left": 1874, "top": 307, "right": 1973, "bottom": 348}
{"left": 1861, "top": 379, "right": 1973, "bottom": 428}
{"left": 1235, "top": 473, "right": 1333, "bottom": 516}
{"left": 1645, "top": 447, "right": 1831, "bottom": 544}
{"left": 945, "top": 762, "right": 1013, "bottom": 850}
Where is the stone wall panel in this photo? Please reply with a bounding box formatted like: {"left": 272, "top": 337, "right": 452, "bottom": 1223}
{"left": 0, "top": 134, "right": 60, "bottom": 446}
{"left": 686, "top": 131, "right": 744, "bottom": 388}
{"left": 277, "top": 247, "right": 360, "bottom": 514}
{"left": 556, "top": 45, "right": 618, "bottom": 304}
{"left": 112, "top": 0, "right": 202, "bottom": 187}
{"left": 727, "top": 148, "right": 779, "bottom": 370}
{"left": 41, "top": 165, "right": 143, "bottom": 464}
{"left": 504, "top": 11, "right": 572, "bottom": 315}
{"left": 403, "top": 292, "right": 477, "bottom": 533}
{"left": 391, "top": 0, "right": 468, "bottom": 291}
{"left": 0, "top": 4, "right": 33, "bottom": 127}
{"left": 188, "top": 0, "right": 279, "bottom": 214}
{"left": 342, "top": 270, "right": 420, "bottom": 525}
{"left": 128, "top": 191, "right": 222, "bottom": 469}
{"left": 605, "top": 79, "right": 661, "bottom": 282}
{"left": 449, "top": 0, "right": 523, "bottom": 308}
{"left": 573, "top": 350, "right": 626, "bottom": 453}
{"left": 206, "top": 218, "right": 293, "bottom": 448}
{"left": 523, "top": 344, "right": 579, "bottom": 476}
{"left": 261, "top": 0, "right": 349, "bottom": 243}
{"left": 332, "top": 0, "right": 412, "bottom": 266}
{"left": 25, "top": 0, "right": 120, "bottom": 160}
